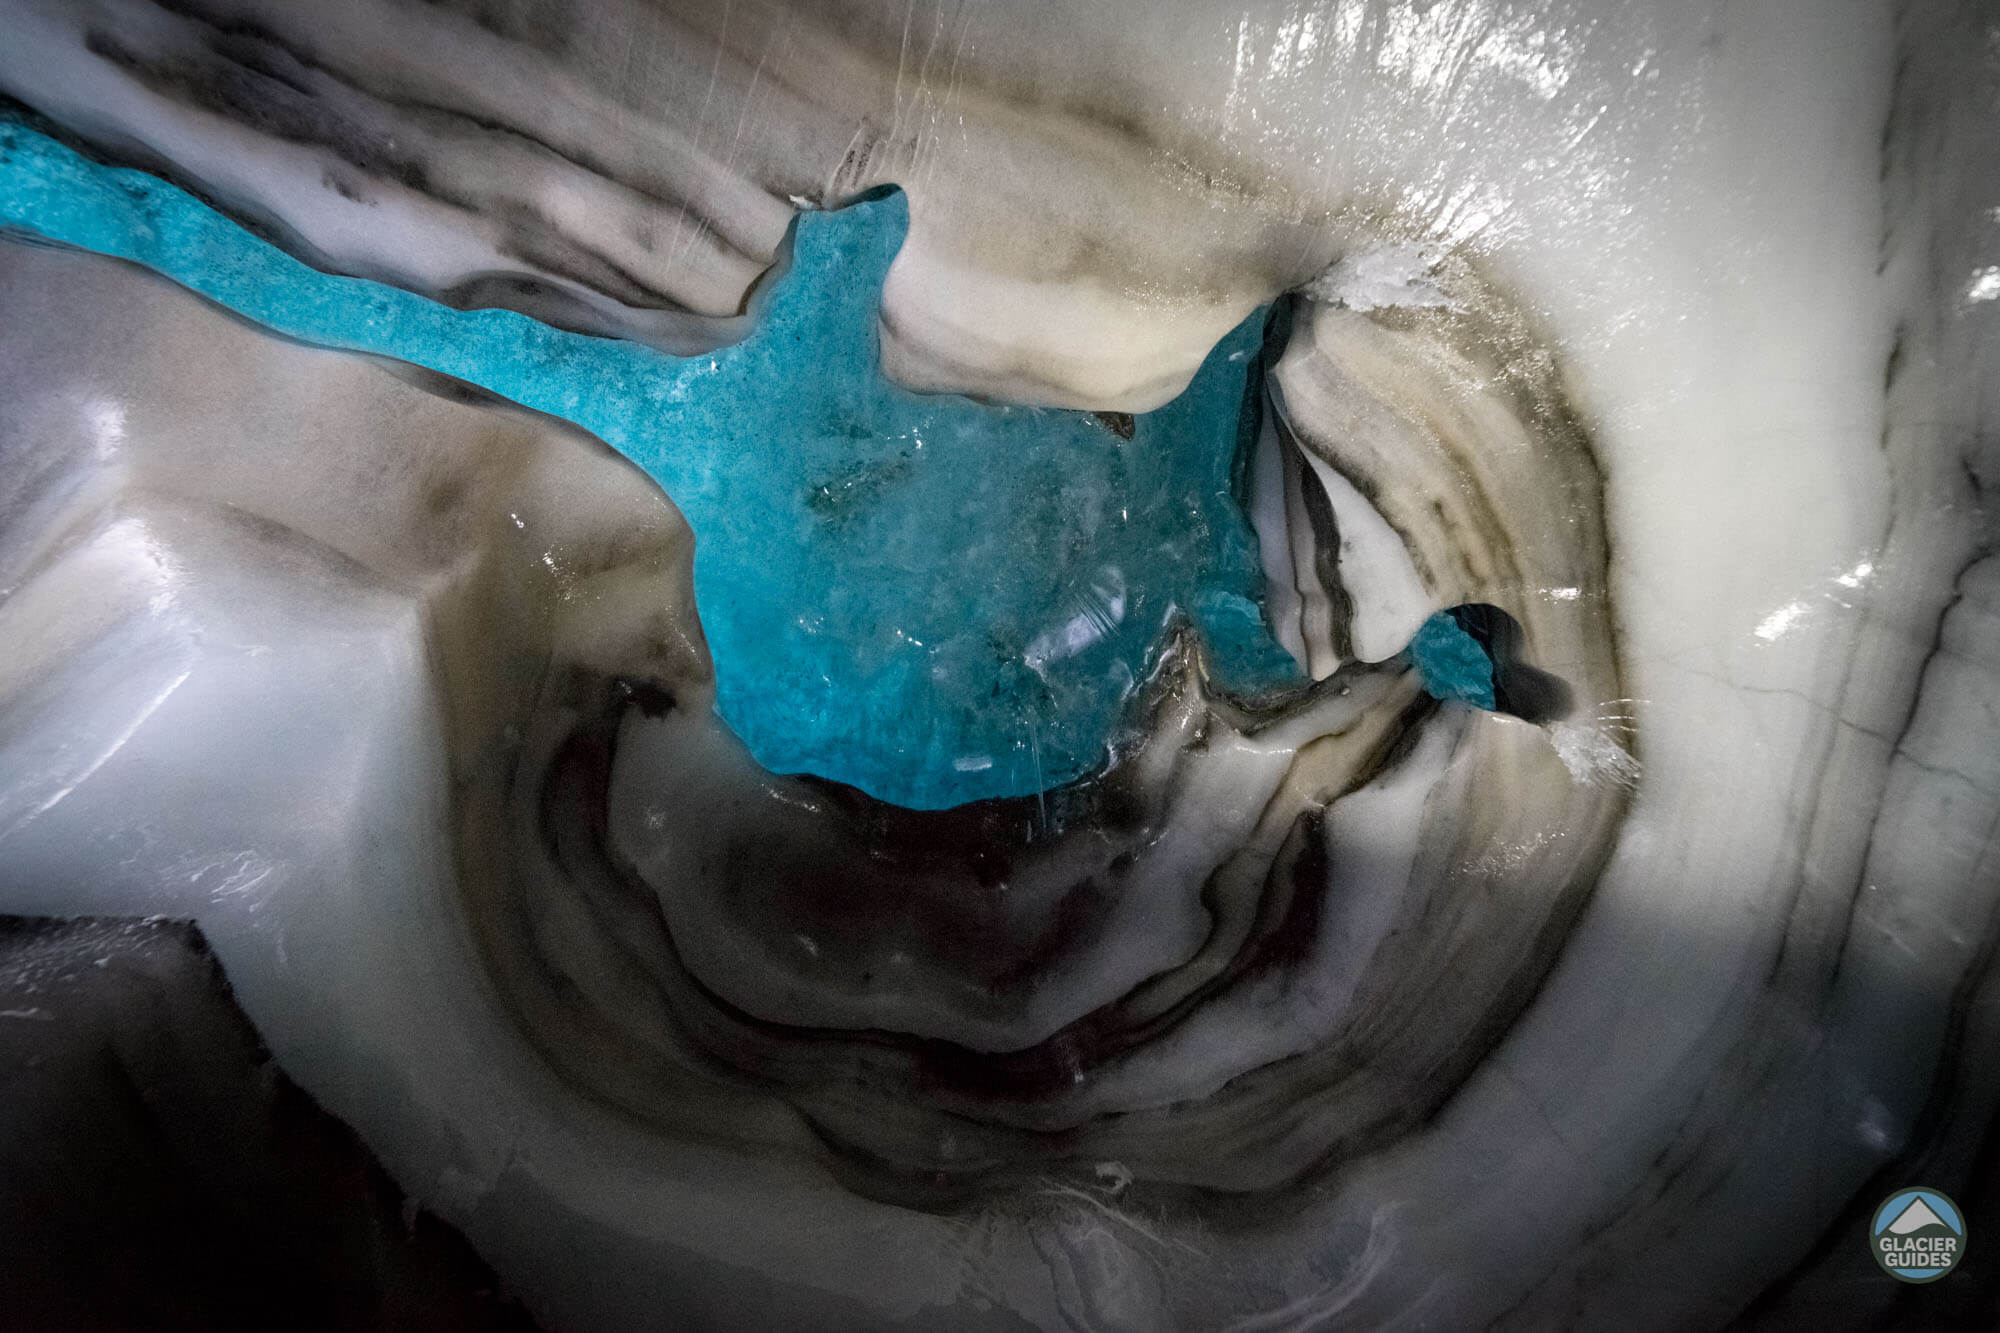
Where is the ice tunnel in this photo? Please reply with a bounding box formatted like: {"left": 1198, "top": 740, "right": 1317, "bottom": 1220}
{"left": 0, "top": 1, "right": 1996, "bottom": 1328}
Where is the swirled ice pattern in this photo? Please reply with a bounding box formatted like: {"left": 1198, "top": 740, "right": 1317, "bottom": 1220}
{"left": 0, "top": 114, "right": 1311, "bottom": 807}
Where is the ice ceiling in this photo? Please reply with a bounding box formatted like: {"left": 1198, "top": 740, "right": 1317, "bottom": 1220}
{"left": 0, "top": 0, "right": 1996, "bottom": 1330}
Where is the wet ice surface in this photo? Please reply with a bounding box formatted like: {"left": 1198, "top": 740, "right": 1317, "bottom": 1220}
{"left": 2, "top": 0, "right": 1998, "bottom": 1328}
{"left": 0, "top": 117, "right": 1304, "bottom": 808}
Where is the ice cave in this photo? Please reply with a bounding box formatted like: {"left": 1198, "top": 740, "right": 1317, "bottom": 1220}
{"left": 0, "top": 1, "right": 1995, "bottom": 1328}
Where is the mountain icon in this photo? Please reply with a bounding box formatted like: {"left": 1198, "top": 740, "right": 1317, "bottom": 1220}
{"left": 1888, "top": 1197, "right": 1951, "bottom": 1235}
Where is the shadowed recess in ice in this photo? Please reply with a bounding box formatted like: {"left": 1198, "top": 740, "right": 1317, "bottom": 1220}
{"left": 0, "top": 113, "right": 1308, "bottom": 808}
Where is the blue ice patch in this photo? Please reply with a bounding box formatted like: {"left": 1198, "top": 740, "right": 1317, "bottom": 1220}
{"left": 0, "top": 114, "right": 1305, "bottom": 807}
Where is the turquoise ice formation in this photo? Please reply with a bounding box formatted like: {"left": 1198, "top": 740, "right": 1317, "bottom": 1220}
{"left": 0, "top": 113, "right": 1315, "bottom": 807}
{"left": 0, "top": 114, "right": 1508, "bottom": 806}
{"left": 1408, "top": 614, "right": 1498, "bottom": 711}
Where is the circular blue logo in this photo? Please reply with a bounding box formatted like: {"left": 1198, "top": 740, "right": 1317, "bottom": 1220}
{"left": 1871, "top": 1188, "right": 1966, "bottom": 1283}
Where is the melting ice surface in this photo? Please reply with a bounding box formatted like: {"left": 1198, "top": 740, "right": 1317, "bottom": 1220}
{"left": 0, "top": 114, "right": 1314, "bottom": 807}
